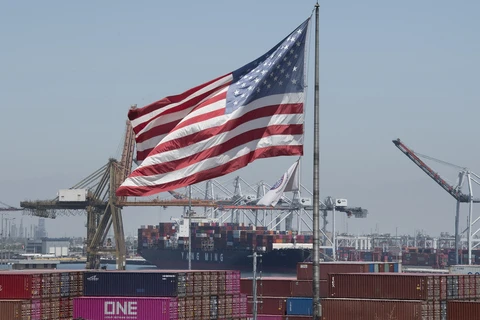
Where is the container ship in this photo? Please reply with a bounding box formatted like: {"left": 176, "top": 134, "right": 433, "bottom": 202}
{"left": 138, "top": 216, "right": 480, "bottom": 272}
{"left": 137, "top": 217, "right": 324, "bottom": 273}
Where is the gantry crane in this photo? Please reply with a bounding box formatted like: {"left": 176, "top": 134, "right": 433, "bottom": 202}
{"left": 21, "top": 118, "right": 136, "bottom": 270}
{"left": 393, "top": 138, "right": 480, "bottom": 265}
{"left": 0, "top": 201, "right": 23, "bottom": 212}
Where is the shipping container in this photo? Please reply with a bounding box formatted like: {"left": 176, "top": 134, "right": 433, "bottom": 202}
{"left": 246, "top": 315, "right": 283, "bottom": 320}
{"left": 449, "top": 264, "right": 480, "bottom": 275}
{"left": 286, "top": 297, "right": 312, "bottom": 316}
{"left": 0, "top": 300, "right": 31, "bottom": 320}
{"left": 321, "top": 298, "right": 428, "bottom": 320}
{"left": 83, "top": 271, "right": 186, "bottom": 297}
{"left": 241, "top": 278, "right": 295, "bottom": 297}
{"left": 447, "top": 300, "right": 480, "bottom": 320}
{"left": 74, "top": 297, "right": 177, "bottom": 320}
{"left": 247, "top": 297, "right": 286, "bottom": 315}
{"left": 296, "top": 262, "right": 401, "bottom": 281}
{"left": 290, "top": 280, "right": 328, "bottom": 297}
{"left": 328, "top": 273, "right": 448, "bottom": 300}
{"left": 58, "top": 189, "right": 87, "bottom": 202}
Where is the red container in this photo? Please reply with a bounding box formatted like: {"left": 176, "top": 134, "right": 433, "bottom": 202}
{"left": 321, "top": 298, "right": 427, "bottom": 320}
{"left": 0, "top": 271, "right": 46, "bottom": 299}
{"left": 447, "top": 301, "right": 480, "bottom": 320}
{"left": 74, "top": 297, "right": 178, "bottom": 320}
{"left": 247, "top": 297, "right": 286, "bottom": 315}
{"left": 290, "top": 280, "right": 328, "bottom": 297}
{"left": 297, "top": 262, "right": 378, "bottom": 281}
{"left": 0, "top": 300, "right": 31, "bottom": 320}
{"left": 241, "top": 278, "right": 295, "bottom": 297}
{"left": 328, "top": 273, "right": 447, "bottom": 300}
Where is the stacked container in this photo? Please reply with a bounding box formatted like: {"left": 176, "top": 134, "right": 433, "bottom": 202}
{"left": 0, "top": 270, "right": 84, "bottom": 319}
{"left": 241, "top": 261, "right": 402, "bottom": 319}
{"left": 74, "top": 270, "right": 247, "bottom": 320}
{"left": 323, "top": 273, "right": 480, "bottom": 319}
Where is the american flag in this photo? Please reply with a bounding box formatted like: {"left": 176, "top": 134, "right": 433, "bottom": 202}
{"left": 117, "top": 18, "right": 310, "bottom": 197}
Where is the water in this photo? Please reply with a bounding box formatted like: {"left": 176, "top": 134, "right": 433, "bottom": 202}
{"left": 56, "top": 263, "right": 295, "bottom": 277}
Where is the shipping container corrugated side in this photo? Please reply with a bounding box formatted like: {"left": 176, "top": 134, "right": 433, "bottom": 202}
{"left": 241, "top": 278, "right": 295, "bottom": 297}
{"left": 83, "top": 271, "right": 182, "bottom": 297}
{"left": 0, "top": 300, "right": 31, "bottom": 320}
{"left": 321, "top": 298, "right": 426, "bottom": 320}
{"left": 74, "top": 297, "right": 177, "bottom": 320}
{"left": 447, "top": 300, "right": 480, "bottom": 320}
{"left": 247, "top": 297, "right": 286, "bottom": 315}
{"left": 290, "top": 280, "right": 328, "bottom": 297}
{"left": 328, "top": 273, "right": 448, "bottom": 300}
{"left": 296, "top": 262, "right": 400, "bottom": 280}
{"left": 286, "top": 298, "right": 312, "bottom": 315}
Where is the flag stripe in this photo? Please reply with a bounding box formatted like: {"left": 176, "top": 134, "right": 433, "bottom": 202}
{"left": 132, "top": 123, "right": 303, "bottom": 178}
{"left": 137, "top": 92, "right": 303, "bottom": 161}
{"left": 146, "top": 103, "right": 302, "bottom": 159}
{"left": 130, "top": 74, "right": 231, "bottom": 125}
{"left": 117, "top": 144, "right": 303, "bottom": 196}
{"left": 125, "top": 134, "right": 302, "bottom": 185}
{"left": 136, "top": 91, "right": 228, "bottom": 144}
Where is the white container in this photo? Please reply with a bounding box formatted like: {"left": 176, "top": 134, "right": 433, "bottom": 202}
{"left": 58, "top": 189, "right": 87, "bottom": 202}
{"left": 449, "top": 265, "right": 480, "bottom": 275}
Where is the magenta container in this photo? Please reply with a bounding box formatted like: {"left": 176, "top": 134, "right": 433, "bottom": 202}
{"left": 31, "top": 300, "right": 41, "bottom": 320}
{"left": 74, "top": 297, "right": 178, "bottom": 320}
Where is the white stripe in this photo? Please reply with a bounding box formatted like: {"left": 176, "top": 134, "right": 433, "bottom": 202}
{"left": 141, "top": 113, "right": 303, "bottom": 167}
{"left": 121, "top": 134, "right": 303, "bottom": 187}
{"left": 136, "top": 92, "right": 304, "bottom": 155}
{"left": 131, "top": 74, "right": 233, "bottom": 129}
{"left": 136, "top": 94, "right": 227, "bottom": 154}
{"left": 135, "top": 86, "right": 230, "bottom": 139}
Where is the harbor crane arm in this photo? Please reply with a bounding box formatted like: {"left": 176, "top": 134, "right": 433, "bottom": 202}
{"left": 0, "top": 201, "right": 23, "bottom": 212}
{"left": 393, "top": 138, "right": 475, "bottom": 203}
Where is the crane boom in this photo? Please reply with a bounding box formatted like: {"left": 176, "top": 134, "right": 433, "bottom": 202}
{"left": 393, "top": 139, "right": 475, "bottom": 203}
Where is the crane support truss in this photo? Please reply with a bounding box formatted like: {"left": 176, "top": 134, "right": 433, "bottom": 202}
{"left": 393, "top": 138, "right": 480, "bottom": 265}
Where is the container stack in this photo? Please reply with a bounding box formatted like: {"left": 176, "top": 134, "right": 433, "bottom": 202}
{"left": 74, "top": 270, "right": 247, "bottom": 320}
{"left": 240, "top": 261, "right": 401, "bottom": 319}
{"left": 138, "top": 223, "right": 318, "bottom": 254}
{"left": 0, "top": 270, "right": 84, "bottom": 319}
{"left": 322, "top": 273, "right": 480, "bottom": 319}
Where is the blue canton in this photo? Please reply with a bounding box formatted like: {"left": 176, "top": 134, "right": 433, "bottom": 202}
{"left": 225, "top": 19, "right": 310, "bottom": 114}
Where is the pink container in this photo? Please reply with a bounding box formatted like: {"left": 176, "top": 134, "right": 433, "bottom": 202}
{"left": 31, "top": 300, "right": 41, "bottom": 320}
{"left": 74, "top": 297, "right": 178, "bottom": 320}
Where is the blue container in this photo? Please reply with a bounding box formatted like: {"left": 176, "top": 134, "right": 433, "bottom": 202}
{"left": 286, "top": 297, "right": 313, "bottom": 316}
{"left": 83, "top": 271, "right": 184, "bottom": 297}
{"left": 393, "top": 262, "right": 400, "bottom": 272}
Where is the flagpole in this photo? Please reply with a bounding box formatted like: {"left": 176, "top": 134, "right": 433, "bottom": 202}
{"left": 188, "top": 185, "right": 192, "bottom": 271}
{"left": 312, "top": 2, "right": 321, "bottom": 320}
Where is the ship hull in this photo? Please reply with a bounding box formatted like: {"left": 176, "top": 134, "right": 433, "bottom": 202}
{"left": 139, "top": 248, "right": 311, "bottom": 273}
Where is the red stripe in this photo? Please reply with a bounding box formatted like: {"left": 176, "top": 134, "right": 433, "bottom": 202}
{"left": 131, "top": 124, "right": 303, "bottom": 178}
{"left": 128, "top": 74, "right": 229, "bottom": 120}
{"left": 116, "top": 145, "right": 303, "bottom": 196}
{"left": 136, "top": 103, "right": 303, "bottom": 161}
{"left": 135, "top": 92, "right": 228, "bottom": 144}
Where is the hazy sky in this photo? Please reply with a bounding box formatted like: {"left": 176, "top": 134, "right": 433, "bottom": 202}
{"left": 1, "top": 1, "right": 479, "bottom": 239}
